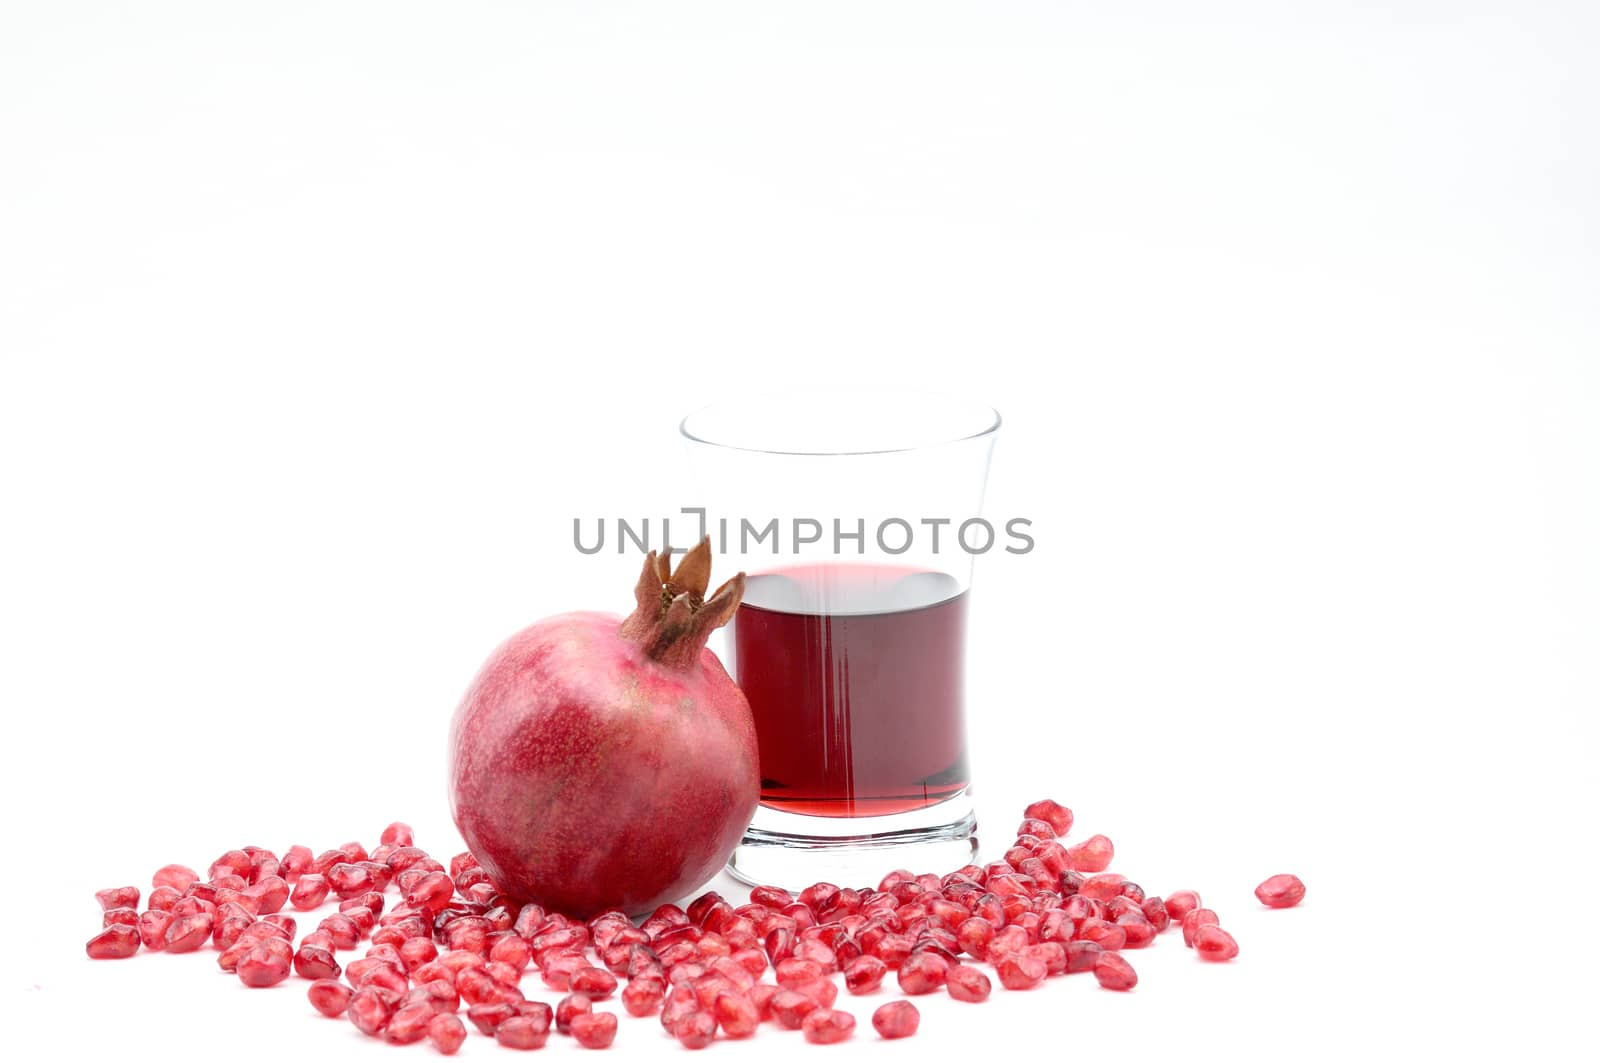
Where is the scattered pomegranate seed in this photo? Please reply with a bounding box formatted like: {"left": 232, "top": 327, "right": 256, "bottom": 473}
{"left": 1023, "top": 799, "right": 1075, "bottom": 836}
{"left": 997, "top": 953, "right": 1047, "bottom": 991}
{"left": 86, "top": 924, "right": 140, "bottom": 959}
{"left": 1194, "top": 925, "right": 1240, "bottom": 962}
{"left": 557, "top": 991, "right": 593, "bottom": 1033}
{"left": 1093, "top": 951, "right": 1138, "bottom": 991}
{"left": 307, "top": 978, "right": 353, "bottom": 1017}
{"left": 380, "top": 822, "right": 414, "bottom": 846}
{"left": 384, "top": 1003, "right": 435, "bottom": 1044}
{"left": 771, "top": 988, "right": 820, "bottom": 1029}
{"left": 1164, "top": 890, "right": 1201, "bottom": 922}
{"left": 1065, "top": 834, "right": 1115, "bottom": 873}
{"left": 289, "top": 873, "right": 329, "bottom": 911}
{"left": 1254, "top": 874, "right": 1306, "bottom": 909}
{"left": 571, "top": 1010, "right": 618, "bottom": 1049}
{"left": 802, "top": 1008, "right": 856, "bottom": 1044}
{"left": 95, "top": 886, "right": 140, "bottom": 912}
{"left": 497, "top": 1015, "right": 551, "bottom": 1050}
{"left": 237, "top": 941, "right": 292, "bottom": 988}
{"left": 163, "top": 912, "right": 213, "bottom": 953}
{"left": 80, "top": 812, "right": 1295, "bottom": 1054}
{"left": 946, "top": 964, "right": 992, "bottom": 1002}
{"left": 674, "top": 1009, "right": 718, "bottom": 1049}
{"left": 621, "top": 977, "right": 665, "bottom": 1017}
{"left": 572, "top": 965, "right": 619, "bottom": 999}
{"left": 152, "top": 864, "right": 199, "bottom": 892}
{"left": 896, "top": 951, "right": 950, "bottom": 994}
{"left": 872, "top": 1000, "right": 920, "bottom": 1039}
{"left": 842, "top": 954, "right": 887, "bottom": 994}
{"left": 1181, "top": 908, "right": 1220, "bottom": 948}
{"left": 347, "top": 987, "right": 392, "bottom": 1037}
{"left": 427, "top": 1012, "right": 466, "bottom": 1055}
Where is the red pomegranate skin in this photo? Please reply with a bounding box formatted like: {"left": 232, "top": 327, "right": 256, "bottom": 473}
{"left": 448, "top": 608, "right": 759, "bottom": 918}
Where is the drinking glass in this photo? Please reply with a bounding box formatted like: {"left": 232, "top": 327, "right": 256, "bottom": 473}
{"left": 680, "top": 391, "right": 1001, "bottom": 887}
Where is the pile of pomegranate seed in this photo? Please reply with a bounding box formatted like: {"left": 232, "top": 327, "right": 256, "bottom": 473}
{"left": 86, "top": 806, "right": 1303, "bottom": 1050}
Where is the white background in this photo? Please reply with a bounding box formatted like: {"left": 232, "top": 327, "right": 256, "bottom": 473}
{"left": 3, "top": 2, "right": 1596, "bottom": 1060}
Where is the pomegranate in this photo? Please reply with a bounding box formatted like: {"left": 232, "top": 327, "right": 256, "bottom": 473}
{"left": 449, "top": 540, "right": 759, "bottom": 916}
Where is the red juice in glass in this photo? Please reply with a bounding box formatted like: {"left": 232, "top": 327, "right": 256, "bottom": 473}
{"left": 728, "top": 562, "right": 969, "bottom": 818}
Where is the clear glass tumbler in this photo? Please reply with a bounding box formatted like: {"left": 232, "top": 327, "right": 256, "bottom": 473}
{"left": 680, "top": 391, "right": 1001, "bottom": 888}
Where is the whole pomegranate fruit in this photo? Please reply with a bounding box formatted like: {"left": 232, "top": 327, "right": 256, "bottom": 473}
{"left": 449, "top": 539, "right": 759, "bottom": 916}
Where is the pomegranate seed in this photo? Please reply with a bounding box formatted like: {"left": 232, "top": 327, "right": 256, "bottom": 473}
{"left": 289, "top": 874, "right": 329, "bottom": 911}
{"left": 237, "top": 942, "right": 291, "bottom": 987}
{"left": 1079, "top": 873, "right": 1127, "bottom": 902}
{"left": 946, "top": 964, "right": 992, "bottom": 1002}
{"left": 1023, "top": 799, "right": 1075, "bottom": 836}
{"left": 428, "top": 1012, "right": 466, "bottom": 1055}
{"left": 713, "top": 991, "right": 758, "bottom": 1037}
{"left": 1026, "top": 941, "right": 1068, "bottom": 975}
{"left": 380, "top": 822, "right": 414, "bottom": 846}
{"left": 1164, "top": 890, "right": 1202, "bottom": 922}
{"left": 842, "top": 954, "right": 887, "bottom": 994}
{"left": 152, "top": 864, "right": 199, "bottom": 892}
{"left": 896, "top": 951, "right": 949, "bottom": 994}
{"left": 280, "top": 846, "right": 314, "bottom": 883}
{"left": 557, "top": 991, "right": 592, "bottom": 1033}
{"left": 673, "top": 1010, "right": 717, "bottom": 1049}
{"left": 622, "top": 977, "right": 665, "bottom": 1017}
{"left": 318, "top": 913, "right": 360, "bottom": 950}
{"left": 802, "top": 1008, "right": 856, "bottom": 1045}
{"left": 85, "top": 924, "right": 139, "bottom": 959}
{"left": 571, "top": 965, "right": 618, "bottom": 999}
{"left": 384, "top": 1002, "right": 435, "bottom": 1044}
{"left": 997, "top": 953, "right": 1047, "bottom": 990}
{"left": 163, "top": 912, "right": 213, "bottom": 953}
{"left": 95, "top": 886, "right": 140, "bottom": 911}
{"left": 1181, "top": 908, "right": 1220, "bottom": 947}
{"left": 771, "top": 988, "right": 820, "bottom": 1029}
{"left": 410, "top": 979, "right": 460, "bottom": 1015}
{"left": 486, "top": 960, "right": 522, "bottom": 986}
{"left": 986, "top": 923, "right": 1028, "bottom": 961}
{"left": 327, "top": 863, "right": 376, "bottom": 900}
{"left": 1117, "top": 913, "right": 1158, "bottom": 949}
{"left": 490, "top": 933, "right": 532, "bottom": 971}
{"left": 293, "top": 943, "right": 341, "bottom": 980}
{"left": 1255, "top": 874, "right": 1306, "bottom": 909}
{"left": 1077, "top": 918, "right": 1127, "bottom": 951}
{"left": 956, "top": 916, "right": 996, "bottom": 958}
{"left": 1065, "top": 834, "right": 1114, "bottom": 872}
{"left": 1017, "top": 817, "right": 1057, "bottom": 840}
{"left": 1141, "top": 896, "right": 1171, "bottom": 932}
{"left": 465, "top": 1002, "right": 515, "bottom": 1034}
{"left": 348, "top": 987, "right": 392, "bottom": 1036}
{"left": 209, "top": 850, "right": 251, "bottom": 881}
{"left": 497, "top": 1015, "right": 551, "bottom": 1050}
{"left": 307, "top": 978, "right": 353, "bottom": 1017}
{"left": 750, "top": 884, "right": 793, "bottom": 908}
{"left": 777, "top": 957, "right": 825, "bottom": 987}
{"left": 1093, "top": 950, "right": 1138, "bottom": 990}
{"left": 570, "top": 1010, "right": 618, "bottom": 1049}
{"left": 872, "top": 1000, "right": 920, "bottom": 1039}
{"left": 135, "top": 909, "right": 172, "bottom": 951}
{"left": 1194, "top": 925, "right": 1240, "bottom": 961}
{"left": 146, "top": 886, "right": 181, "bottom": 912}
{"left": 399, "top": 935, "right": 439, "bottom": 972}
{"left": 101, "top": 907, "right": 139, "bottom": 928}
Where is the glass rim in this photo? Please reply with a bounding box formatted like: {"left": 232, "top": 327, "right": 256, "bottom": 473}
{"left": 680, "top": 390, "right": 1002, "bottom": 457}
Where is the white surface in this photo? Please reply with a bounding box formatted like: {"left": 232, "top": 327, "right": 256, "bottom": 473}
{"left": 3, "top": 2, "right": 1597, "bottom": 1060}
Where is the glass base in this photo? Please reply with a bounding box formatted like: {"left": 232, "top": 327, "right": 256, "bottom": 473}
{"left": 726, "top": 789, "right": 978, "bottom": 891}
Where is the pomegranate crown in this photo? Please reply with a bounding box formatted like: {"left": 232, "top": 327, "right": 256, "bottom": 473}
{"left": 619, "top": 537, "right": 745, "bottom": 669}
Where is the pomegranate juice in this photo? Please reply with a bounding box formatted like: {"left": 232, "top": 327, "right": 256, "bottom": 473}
{"left": 727, "top": 563, "right": 969, "bottom": 818}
